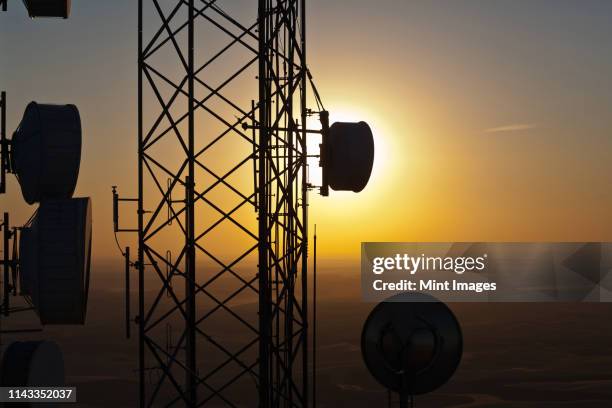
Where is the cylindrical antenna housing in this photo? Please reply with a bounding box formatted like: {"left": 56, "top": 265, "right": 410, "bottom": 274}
{"left": 0, "top": 341, "right": 65, "bottom": 387}
{"left": 323, "top": 121, "right": 374, "bottom": 193}
{"left": 19, "top": 197, "right": 92, "bottom": 325}
{"left": 12, "top": 102, "right": 81, "bottom": 204}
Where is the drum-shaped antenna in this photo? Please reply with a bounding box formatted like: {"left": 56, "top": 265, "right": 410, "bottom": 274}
{"left": 11, "top": 102, "right": 81, "bottom": 204}
{"left": 23, "top": 0, "right": 71, "bottom": 18}
{"left": 20, "top": 197, "right": 92, "bottom": 325}
{"left": 0, "top": 341, "right": 65, "bottom": 387}
{"left": 325, "top": 121, "right": 374, "bottom": 192}
{"left": 361, "top": 293, "right": 462, "bottom": 396}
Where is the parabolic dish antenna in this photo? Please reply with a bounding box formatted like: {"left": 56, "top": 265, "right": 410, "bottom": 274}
{"left": 1, "top": 341, "right": 65, "bottom": 408}
{"left": 11, "top": 102, "right": 81, "bottom": 205}
{"left": 361, "top": 292, "right": 462, "bottom": 397}
{"left": 325, "top": 121, "right": 374, "bottom": 193}
{"left": 19, "top": 197, "right": 92, "bottom": 325}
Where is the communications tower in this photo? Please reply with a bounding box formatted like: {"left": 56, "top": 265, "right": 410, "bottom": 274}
{"left": 114, "top": 1, "right": 374, "bottom": 406}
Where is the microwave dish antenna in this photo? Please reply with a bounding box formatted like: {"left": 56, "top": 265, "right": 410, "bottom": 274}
{"left": 361, "top": 293, "right": 462, "bottom": 407}
{"left": 1, "top": 100, "right": 90, "bottom": 326}
{"left": 19, "top": 198, "right": 92, "bottom": 325}
{"left": 11, "top": 102, "right": 81, "bottom": 205}
{"left": 324, "top": 121, "right": 374, "bottom": 193}
{"left": 0, "top": 341, "right": 65, "bottom": 388}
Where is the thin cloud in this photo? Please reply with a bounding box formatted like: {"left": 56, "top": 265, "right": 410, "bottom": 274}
{"left": 484, "top": 123, "right": 537, "bottom": 133}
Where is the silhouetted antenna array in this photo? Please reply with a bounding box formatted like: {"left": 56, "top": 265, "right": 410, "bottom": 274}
{"left": 111, "top": 1, "right": 375, "bottom": 406}
{"left": 1, "top": 102, "right": 91, "bottom": 325}
{"left": 1, "top": 2, "right": 87, "bottom": 392}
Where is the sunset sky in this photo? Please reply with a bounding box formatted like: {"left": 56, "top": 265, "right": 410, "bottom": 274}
{"left": 2, "top": 0, "right": 612, "bottom": 264}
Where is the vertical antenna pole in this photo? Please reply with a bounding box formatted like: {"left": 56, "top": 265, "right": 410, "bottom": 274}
{"left": 125, "top": 246, "right": 131, "bottom": 339}
{"left": 137, "top": 1, "right": 145, "bottom": 406}
{"left": 185, "top": 175, "right": 196, "bottom": 405}
{"left": 1, "top": 91, "right": 6, "bottom": 194}
{"left": 2, "top": 212, "right": 9, "bottom": 317}
{"left": 286, "top": 3, "right": 296, "bottom": 405}
{"left": 312, "top": 225, "right": 317, "bottom": 406}
{"left": 112, "top": 186, "right": 119, "bottom": 231}
{"left": 10, "top": 227, "right": 17, "bottom": 296}
{"left": 319, "top": 110, "right": 330, "bottom": 197}
{"left": 251, "top": 100, "right": 258, "bottom": 209}
{"left": 300, "top": 1, "right": 310, "bottom": 406}
{"left": 1, "top": 1, "right": 5, "bottom": 13}
{"left": 258, "top": 0, "right": 271, "bottom": 405}
{"left": 185, "top": 0, "right": 197, "bottom": 403}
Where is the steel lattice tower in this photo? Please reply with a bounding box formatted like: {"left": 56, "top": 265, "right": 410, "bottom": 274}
{"left": 122, "top": 0, "right": 319, "bottom": 406}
